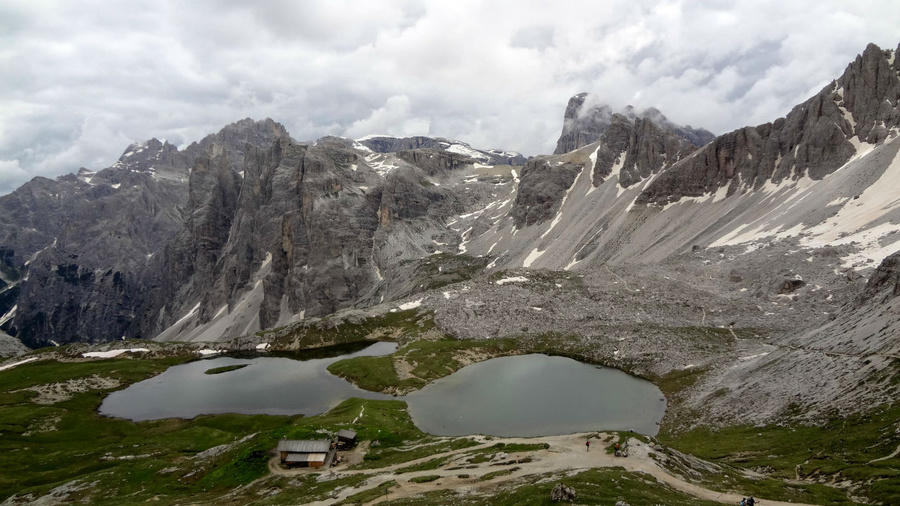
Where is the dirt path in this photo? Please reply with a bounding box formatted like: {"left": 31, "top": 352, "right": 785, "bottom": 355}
{"left": 276, "top": 433, "right": 822, "bottom": 506}
{"left": 869, "top": 442, "right": 900, "bottom": 463}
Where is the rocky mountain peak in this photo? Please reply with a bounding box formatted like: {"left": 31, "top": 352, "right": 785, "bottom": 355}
{"left": 637, "top": 42, "right": 900, "bottom": 206}
{"left": 185, "top": 118, "right": 291, "bottom": 172}
{"left": 356, "top": 135, "right": 527, "bottom": 166}
{"left": 553, "top": 94, "right": 714, "bottom": 154}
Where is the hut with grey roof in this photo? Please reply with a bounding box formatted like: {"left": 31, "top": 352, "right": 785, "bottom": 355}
{"left": 277, "top": 439, "right": 333, "bottom": 468}
{"left": 336, "top": 429, "right": 357, "bottom": 449}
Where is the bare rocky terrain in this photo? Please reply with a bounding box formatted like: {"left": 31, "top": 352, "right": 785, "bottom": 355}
{"left": 0, "top": 41, "right": 899, "bottom": 439}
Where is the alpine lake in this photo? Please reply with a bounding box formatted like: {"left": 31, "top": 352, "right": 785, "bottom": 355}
{"left": 101, "top": 341, "right": 666, "bottom": 436}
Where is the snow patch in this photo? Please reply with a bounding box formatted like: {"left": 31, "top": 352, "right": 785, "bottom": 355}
{"left": 522, "top": 248, "right": 544, "bottom": 268}
{"left": 25, "top": 238, "right": 57, "bottom": 266}
{"left": 356, "top": 134, "right": 395, "bottom": 142}
{"left": 445, "top": 142, "right": 490, "bottom": 163}
{"left": 398, "top": 298, "right": 423, "bottom": 310}
{"left": 495, "top": 276, "right": 528, "bottom": 285}
{"left": 256, "top": 343, "right": 270, "bottom": 350}
{"left": 213, "top": 305, "right": 228, "bottom": 319}
{"left": 168, "top": 302, "right": 201, "bottom": 330}
{"left": 0, "top": 305, "right": 16, "bottom": 327}
{"left": 197, "top": 349, "right": 222, "bottom": 356}
{"left": 82, "top": 348, "right": 150, "bottom": 359}
{"left": 0, "top": 357, "right": 39, "bottom": 372}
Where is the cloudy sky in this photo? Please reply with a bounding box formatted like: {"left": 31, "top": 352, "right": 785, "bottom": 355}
{"left": 1, "top": 0, "right": 898, "bottom": 194}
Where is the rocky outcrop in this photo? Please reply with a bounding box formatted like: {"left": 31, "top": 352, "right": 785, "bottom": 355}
{"left": 860, "top": 250, "right": 900, "bottom": 303}
{"left": 511, "top": 107, "right": 708, "bottom": 231}
{"left": 184, "top": 118, "right": 289, "bottom": 171}
{"left": 359, "top": 135, "right": 527, "bottom": 166}
{"left": 637, "top": 43, "right": 900, "bottom": 206}
{"left": 140, "top": 135, "right": 473, "bottom": 341}
{"left": 0, "top": 119, "right": 291, "bottom": 346}
{"left": 0, "top": 329, "right": 28, "bottom": 358}
{"left": 395, "top": 149, "right": 477, "bottom": 176}
{"left": 550, "top": 483, "right": 577, "bottom": 502}
{"left": 554, "top": 93, "right": 615, "bottom": 155}
{"left": 511, "top": 158, "right": 581, "bottom": 228}
{"left": 553, "top": 93, "right": 714, "bottom": 155}
{"left": 590, "top": 114, "right": 704, "bottom": 188}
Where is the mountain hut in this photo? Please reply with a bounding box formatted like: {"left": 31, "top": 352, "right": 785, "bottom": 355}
{"left": 277, "top": 439, "right": 332, "bottom": 468}
{"left": 336, "top": 429, "right": 357, "bottom": 449}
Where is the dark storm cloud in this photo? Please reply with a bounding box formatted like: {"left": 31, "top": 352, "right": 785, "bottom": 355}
{"left": 1, "top": 0, "right": 898, "bottom": 194}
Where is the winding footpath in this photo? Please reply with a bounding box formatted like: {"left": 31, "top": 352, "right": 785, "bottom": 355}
{"left": 271, "top": 432, "right": 822, "bottom": 506}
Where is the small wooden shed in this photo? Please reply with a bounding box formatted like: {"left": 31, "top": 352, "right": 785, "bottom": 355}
{"left": 336, "top": 429, "right": 357, "bottom": 449}
{"left": 277, "top": 439, "right": 332, "bottom": 468}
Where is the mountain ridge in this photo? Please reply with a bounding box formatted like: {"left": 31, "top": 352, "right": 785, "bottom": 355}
{"left": 0, "top": 42, "right": 898, "bottom": 367}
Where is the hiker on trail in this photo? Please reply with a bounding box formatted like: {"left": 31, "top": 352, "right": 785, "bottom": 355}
{"left": 586, "top": 440, "right": 590, "bottom": 451}
{"left": 740, "top": 498, "right": 746, "bottom": 506}
{"left": 747, "top": 497, "right": 755, "bottom": 506}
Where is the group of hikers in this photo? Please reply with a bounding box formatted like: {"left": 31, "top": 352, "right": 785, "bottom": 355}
{"left": 740, "top": 497, "right": 756, "bottom": 506}
{"left": 584, "top": 439, "right": 627, "bottom": 457}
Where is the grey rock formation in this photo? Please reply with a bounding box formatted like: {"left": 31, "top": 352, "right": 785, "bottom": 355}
{"left": 554, "top": 93, "right": 615, "bottom": 155}
{"left": 553, "top": 93, "right": 714, "bottom": 155}
{"left": 638, "top": 42, "right": 900, "bottom": 206}
{"left": 358, "top": 135, "right": 527, "bottom": 166}
{"left": 511, "top": 158, "right": 581, "bottom": 227}
{"left": 861, "top": 249, "right": 900, "bottom": 302}
{"left": 3, "top": 40, "right": 900, "bottom": 364}
{"left": 509, "top": 106, "right": 710, "bottom": 233}
{"left": 0, "top": 329, "right": 29, "bottom": 358}
{"left": 550, "top": 483, "right": 577, "bottom": 502}
{"left": 147, "top": 135, "right": 476, "bottom": 342}
{"left": 0, "top": 119, "right": 289, "bottom": 346}
{"left": 591, "top": 113, "right": 704, "bottom": 188}
{"left": 395, "top": 149, "right": 479, "bottom": 176}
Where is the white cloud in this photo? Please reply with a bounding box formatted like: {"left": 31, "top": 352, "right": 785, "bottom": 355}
{"left": 0, "top": 0, "right": 899, "bottom": 194}
{"left": 344, "top": 95, "right": 431, "bottom": 138}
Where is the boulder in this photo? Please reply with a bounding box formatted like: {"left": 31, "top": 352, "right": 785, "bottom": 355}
{"left": 550, "top": 483, "right": 577, "bottom": 502}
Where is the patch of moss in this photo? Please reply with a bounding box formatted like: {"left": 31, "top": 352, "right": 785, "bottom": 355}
{"left": 204, "top": 364, "right": 249, "bottom": 375}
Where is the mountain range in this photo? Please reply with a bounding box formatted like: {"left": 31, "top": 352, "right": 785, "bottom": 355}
{"left": 2, "top": 42, "right": 900, "bottom": 426}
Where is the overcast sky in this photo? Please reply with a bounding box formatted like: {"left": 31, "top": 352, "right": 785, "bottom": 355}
{"left": 1, "top": 1, "right": 899, "bottom": 195}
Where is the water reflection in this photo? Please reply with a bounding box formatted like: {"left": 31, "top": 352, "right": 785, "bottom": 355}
{"left": 100, "top": 342, "right": 395, "bottom": 420}
{"left": 406, "top": 354, "right": 665, "bottom": 436}
{"left": 101, "top": 343, "right": 666, "bottom": 436}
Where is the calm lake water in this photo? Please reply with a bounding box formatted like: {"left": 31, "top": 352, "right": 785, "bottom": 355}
{"left": 100, "top": 342, "right": 396, "bottom": 420}
{"left": 101, "top": 343, "right": 666, "bottom": 436}
{"left": 407, "top": 354, "right": 665, "bottom": 436}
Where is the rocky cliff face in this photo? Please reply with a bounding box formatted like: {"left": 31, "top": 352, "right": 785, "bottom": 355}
{"left": 3, "top": 42, "right": 900, "bottom": 355}
{"left": 0, "top": 119, "right": 288, "bottom": 346}
{"left": 140, "top": 136, "right": 478, "bottom": 342}
{"left": 512, "top": 106, "right": 710, "bottom": 230}
{"left": 553, "top": 93, "right": 714, "bottom": 155}
{"left": 861, "top": 249, "right": 900, "bottom": 303}
{"left": 359, "top": 135, "right": 527, "bottom": 166}
{"left": 511, "top": 158, "right": 582, "bottom": 228}
{"left": 638, "top": 43, "right": 900, "bottom": 206}
{"left": 591, "top": 113, "right": 705, "bottom": 188}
